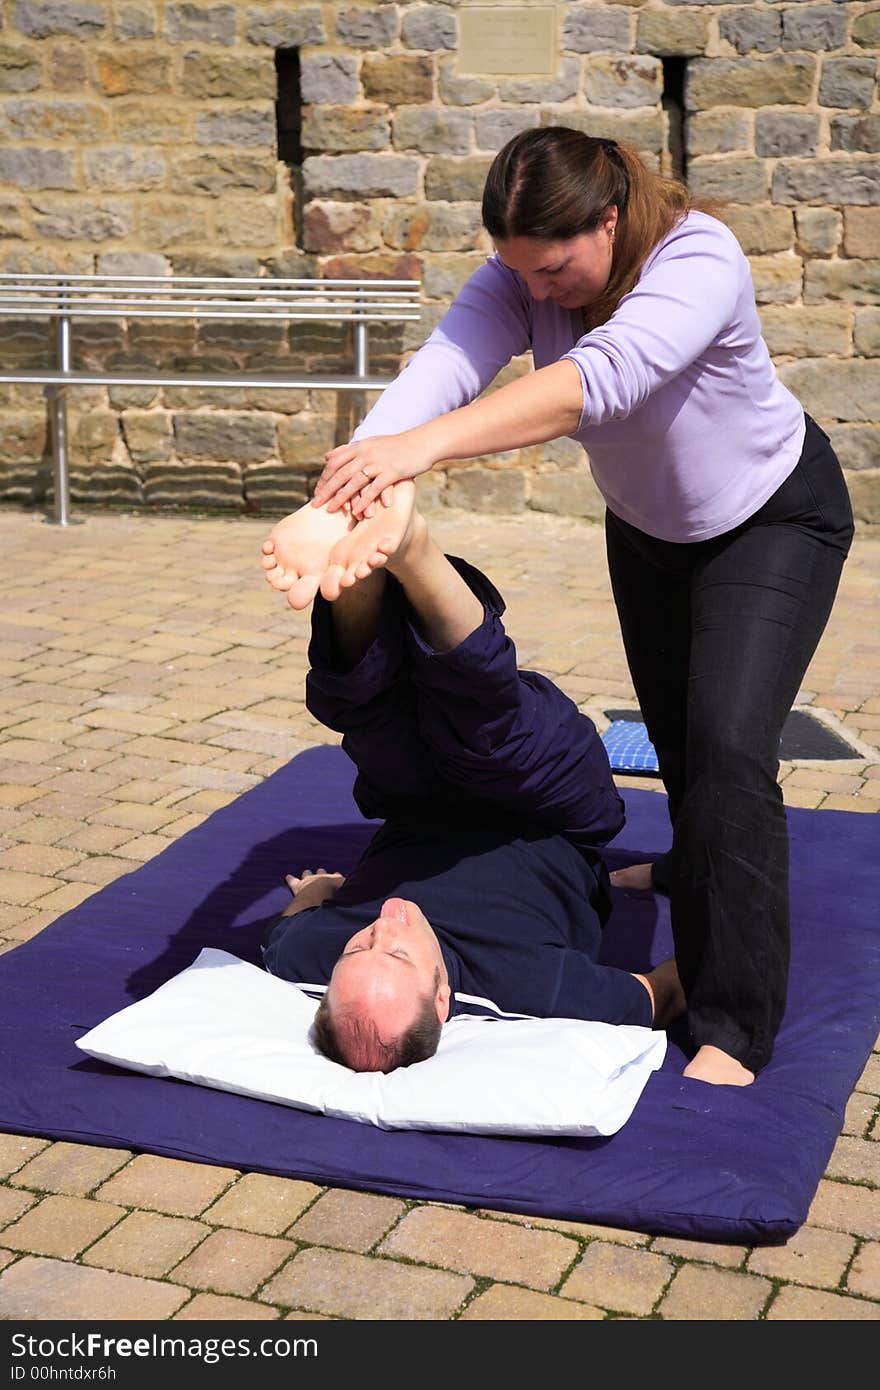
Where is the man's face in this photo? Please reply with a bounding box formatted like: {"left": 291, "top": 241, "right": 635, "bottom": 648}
{"left": 327, "top": 897, "right": 451, "bottom": 1042}
{"left": 494, "top": 215, "right": 617, "bottom": 310}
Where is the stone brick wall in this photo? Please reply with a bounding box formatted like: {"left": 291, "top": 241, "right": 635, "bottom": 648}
{"left": 0, "top": 0, "right": 877, "bottom": 519}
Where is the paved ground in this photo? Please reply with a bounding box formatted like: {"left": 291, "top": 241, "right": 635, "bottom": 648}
{"left": 0, "top": 501, "right": 877, "bottom": 1324}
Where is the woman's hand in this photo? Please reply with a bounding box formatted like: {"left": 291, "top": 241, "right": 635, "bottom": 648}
{"left": 312, "top": 428, "right": 437, "bottom": 516}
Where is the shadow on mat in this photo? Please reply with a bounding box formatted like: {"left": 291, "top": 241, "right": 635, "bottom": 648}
{"left": 124, "top": 819, "right": 376, "bottom": 1000}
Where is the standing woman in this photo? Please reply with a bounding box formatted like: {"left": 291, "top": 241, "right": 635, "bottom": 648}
{"left": 269, "top": 127, "right": 854, "bottom": 1085}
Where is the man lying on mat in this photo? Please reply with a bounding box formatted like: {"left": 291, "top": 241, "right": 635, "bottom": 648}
{"left": 259, "top": 482, "right": 683, "bottom": 1073}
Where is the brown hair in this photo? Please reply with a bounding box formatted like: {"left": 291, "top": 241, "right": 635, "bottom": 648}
{"left": 481, "top": 126, "right": 698, "bottom": 332}
{"left": 312, "top": 971, "right": 443, "bottom": 1073}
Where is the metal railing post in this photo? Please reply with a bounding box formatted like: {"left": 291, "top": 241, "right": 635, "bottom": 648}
{"left": 47, "top": 286, "right": 73, "bottom": 525}
{"left": 353, "top": 315, "right": 369, "bottom": 381}
{"left": 351, "top": 299, "right": 369, "bottom": 430}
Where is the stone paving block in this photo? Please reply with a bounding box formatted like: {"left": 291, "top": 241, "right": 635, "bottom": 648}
{"left": 59, "top": 855, "right": 129, "bottom": 886}
{"left": 0, "top": 764, "right": 44, "bottom": 788}
{"left": 822, "top": 794, "right": 873, "bottom": 813}
{"left": 91, "top": 801, "right": 183, "bottom": 832}
{"left": 379, "top": 1206, "right": 577, "bottom": 1290}
{"left": 5, "top": 720, "right": 73, "bottom": 743}
{"left": 26, "top": 795, "right": 106, "bottom": 822}
{"left": 0, "top": 1135, "right": 49, "bottom": 1179}
{"left": 102, "top": 736, "right": 220, "bottom": 765}
{"left": 0, "top": 869, "right": 59, "bottom": 904}
{"left": 27, "top": 881, "right": 96, "bottom": 913}
{"left": 209, "top": 749, "right": 268, "bottom": 774}
{"left": 560, "top": 1242, "right": 673, "bottom": 1316}
{"left": 0, "top": 1187, "right": 36, "bottom": 1229}
{"left": 0, "top": 839, "right": 84, "bottom": 872}
{"left": 657, "top": 1264, "right": 773, "bottom": 1320}
{"left": 1, "top": 1194, "right": 125, "bottom": 1258}
{"left": 844, "top": 1090, "right": 878, "bottom": 1136}
{"left": 747, "top": 1224, "right": 856, "bottom": 1288}
{"left": 78, "top": 709, "right": 177, "bottom": 735}
{"left": 95, "top": 1155, "right": 238, "bottom": 1216}
{"left": 460, "top": 1284, "right": 604, "bottom": 1319}
{"left": 857, "top": 1052, "right": 880, "bottom": 1094}
{"left": 0, "top": 1254, "right": 189, "bottom": 1320}
{"left": 174, "top": 1292, "right": 281, "bottom": 1320}
{"left": 7, "top": 815, "right": 81, "bottom": 845}
{"left": 808, "top": 1181, "right": 880, "bottom": 1240}
{"left": 260, "top": 1247, "right": 472, "bottom": 1320}
{"left": 4, "top": 901, "right": 52, "bottom": 939}
{"left": 10, "top": 1142, "right": 131, "bottom": 1196}
{"left": 44, "top": 770, "right": 133, "bottom": 801}
{"left": 651, "top": 1237, "right": 749, "bottom": 1268}
{"left": 82, "top": 1210, "right": 208, "bottom": 1278}
{"left": 0, "top": 1249, "right": 18, "bottom": 1272}
{"left": 167, "top": 1228, "right": 297, "bottom": 1295}
{"left": 288, "top": 1189, "right": 405, "bottom": 1251}
{"left": 785, "top": 768, "right": 865, "bottom": 793}
{"left": 847, "top": 1240, "right": 880, "bottom": 1299}
{"left": 59, "top": 824, "right": 137, "bottom": 855}
{"left": 826, "top": 1135, "right": 880, "bottom": 1185}
{"left": 767, "top": 1285, "right": 880, "bottom": 1319}
{"left": 205, "top": 1174, "right": 323, "bottom": 1235}
{"left": 98, "top": 755, "right": 180, "bottom": 783}
{"left": 781, "top": 785, "right": 825, "bottom": 808}
{"left": 107, "top": 777, "right": 182, "bottom": 805}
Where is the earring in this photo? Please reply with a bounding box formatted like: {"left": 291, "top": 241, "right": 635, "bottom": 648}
{"left": 609, "top": 227, "right": 616, "bottom": 240}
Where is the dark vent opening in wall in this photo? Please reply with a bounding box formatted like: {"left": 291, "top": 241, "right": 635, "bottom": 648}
{"left": 275, "top": 48, "right": 302, "bottom": 166}
{"left": 661, "top": 56, "right": 687, "bottom": 183}
{"left": 275, "top": 48, "right": 303, "bottom": 247}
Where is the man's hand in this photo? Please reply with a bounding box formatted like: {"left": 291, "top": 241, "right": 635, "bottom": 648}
{"left": 281, "top": 869, "right": 346, "bottom": 918}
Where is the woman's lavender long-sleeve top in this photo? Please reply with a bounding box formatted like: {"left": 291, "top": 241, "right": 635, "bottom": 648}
{"left": 352, "top": 211, "right": 806, "bottom": 544}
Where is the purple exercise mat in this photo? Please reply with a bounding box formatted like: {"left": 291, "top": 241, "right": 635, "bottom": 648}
{"left": 1, "top": 745, "right": 877, "bottom": 1244}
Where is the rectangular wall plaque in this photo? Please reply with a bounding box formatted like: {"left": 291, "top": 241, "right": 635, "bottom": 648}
{"left": 458, "top": 6, "right": 557, "bottom": 77}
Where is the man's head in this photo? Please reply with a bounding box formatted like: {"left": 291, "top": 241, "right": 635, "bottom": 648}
{"left": 312, "top": 897, "right": 451, "bottom": 1073}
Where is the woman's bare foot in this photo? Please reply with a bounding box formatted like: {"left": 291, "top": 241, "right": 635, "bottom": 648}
{"left": 683, "top": 1045, "right": 755, "bottom": 1087}
{"left": 320, "top": 480, "right": 419, "bottom": 601}
{"left": 610, "top": 862, "right": 655, "bottom": 891}
{"left": 261, "top": 501, "right": 355, "bottom": 611}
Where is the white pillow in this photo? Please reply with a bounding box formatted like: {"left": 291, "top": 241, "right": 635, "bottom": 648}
{"left": 76, "top": 948, "right": 666, "bottom": 1139}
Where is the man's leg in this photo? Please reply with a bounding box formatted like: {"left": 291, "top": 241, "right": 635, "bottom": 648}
{"left": 376, "top": 495, "right": 625, "bottom": 849}
{"left": 269, "top": 489, "right": 447, "bottom": 819}
{"left": 269, "top": 484, "right": 622, "bottom": 846}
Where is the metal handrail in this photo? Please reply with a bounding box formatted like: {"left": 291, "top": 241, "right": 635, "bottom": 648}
{"left": 0, "top": 273, "right": 422, "bottom": 526}
{"left": 0, "top": 275, "right": 422, "bottom": 322}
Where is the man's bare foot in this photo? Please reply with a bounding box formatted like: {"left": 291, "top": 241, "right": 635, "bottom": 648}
{"left": 320, "top": 480, "right": 420, "bottom": 601}
{"left": 261, "top": 501, "right": 355, "bottom": 610}
{"left": 610, "top": 862, "right": 654, "bottom": 891}
{"left": 683, "top": 1045, "right": 755, "bottom": 1087}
